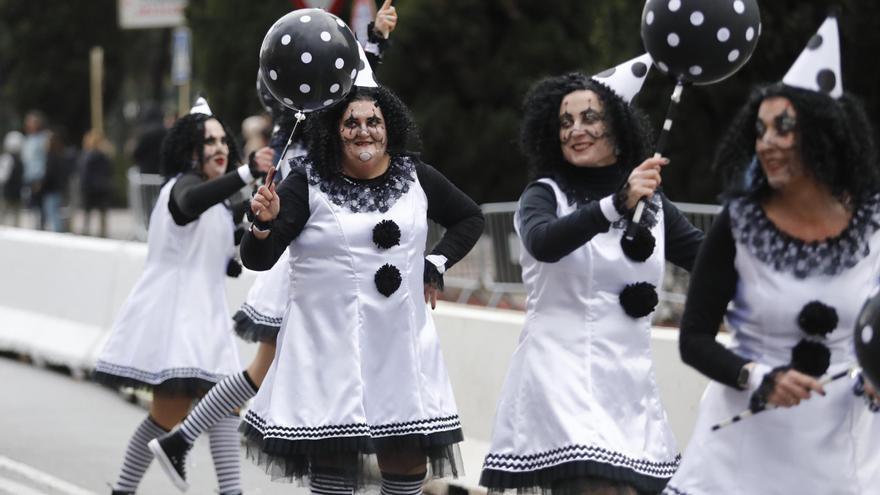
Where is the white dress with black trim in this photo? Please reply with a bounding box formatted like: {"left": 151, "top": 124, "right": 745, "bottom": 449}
{"left": 240, "top": 156, "right": 463, "bottom": 482}
{"left": 481, "top": 178, "right": 679, "bottom": 493}
{"left": 94, "top": 177, "right": 241, "bottom": 396}
{"left": 665, "top": 195, "right": 880, "bottom": 495}
{"left": 232, "top": 151, "right": 300, "bottom": 343}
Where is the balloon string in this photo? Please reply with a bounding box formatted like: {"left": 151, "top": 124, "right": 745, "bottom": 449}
{"left": 270, "top": 111, "right": 307, "bottom": 182}
{"left": 710, "top": 365, "right": 861, "bottom": 432}
{"left": 625, "top": 81, "right": 685, "bottom": 239}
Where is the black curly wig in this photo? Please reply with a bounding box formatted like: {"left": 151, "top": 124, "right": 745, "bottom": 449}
{"left": 159, "top": 113, "right": 241, "bottom": 179}
{"left": 715, "top": 83, "right": 879, "bottom": 203}
{"left": 519, "top": 72, "right": 654, "bottom": 181}
{"left": 304, "top": 85, "right": 420, "bottom": 180}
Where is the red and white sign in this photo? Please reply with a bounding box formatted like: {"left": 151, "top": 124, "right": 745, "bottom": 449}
{"left": 118, "top": 0, "right": 187, "bottom": 29}
{"left": 290, "top": 0, "right": 344, "bottom": 14}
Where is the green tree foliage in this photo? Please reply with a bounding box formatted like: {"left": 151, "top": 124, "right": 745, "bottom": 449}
{"left": 0, "top": 0, "right": 124, "bottom": 140}
{"left": 187, "top": 0, "right": 292, "bottom": 135}
{"left": 4, "top": 0, "right": 879, "bottom": 205}
{"left": 380, "top": 0, "right": 880, "bottom": 203}
{"left": 381, "top": 0, "right": 644, "bottom": 202}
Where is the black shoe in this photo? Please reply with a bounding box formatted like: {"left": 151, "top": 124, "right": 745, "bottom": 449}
{"left": 148, "top": 431, "right": 191, "bottom": 492}
{"left": 111, "top": 491, "right": 133, "bottom": 495}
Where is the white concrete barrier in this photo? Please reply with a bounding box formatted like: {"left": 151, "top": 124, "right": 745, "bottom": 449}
{"left": 0, "top": 226, "right": 714, "bottom": 488}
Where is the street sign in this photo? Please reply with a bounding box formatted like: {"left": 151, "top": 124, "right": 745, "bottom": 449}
{"left": 118, "top": 0, "right": 187, "bottom": 29}
{"left": 171, "top": 27, "right": 191, "bottom": 85}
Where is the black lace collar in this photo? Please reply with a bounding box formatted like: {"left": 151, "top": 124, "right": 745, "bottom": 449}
{"left": 305, "top": 155, "right": 417, "bottom": 213}
{"left": 729, "top": 193, "right": 880, "bottom": 278}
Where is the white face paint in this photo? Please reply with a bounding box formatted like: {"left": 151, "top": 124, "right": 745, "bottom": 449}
{"left": 755, "top": 97, "right": 804, "bottom": 191}
{"left": 339, "top": 99, "right": 388, "bottom": 166}
{"left": 558, "top": 90, "right": 616, "bottom": 168}
{"left": 198, "top": 119, "right": 229, "bottom": 179}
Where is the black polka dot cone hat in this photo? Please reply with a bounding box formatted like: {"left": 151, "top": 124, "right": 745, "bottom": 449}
{"left": 354, "top": 41, "right": 377, "bottom": 88}
{"left": 189, "top": 97, "right": 213, "bottom": 116}
{"left": 591, "top": 53, "right": 653, "bottom": 104}
{"left": 782, "top": 14, "right": 842, "bottom": 98}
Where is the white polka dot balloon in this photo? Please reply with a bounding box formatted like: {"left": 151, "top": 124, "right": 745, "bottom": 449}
{"left": 641, "top": 0, "right": 761, "bottom": 85}
{"left": 256, "top": 69, "right": 287, "bottom": 117}
{"left": 259, "top": 9, "right": 360, "bottom": 112}
{"left": 855, "top": 287, "right": 880, "bottom": 386}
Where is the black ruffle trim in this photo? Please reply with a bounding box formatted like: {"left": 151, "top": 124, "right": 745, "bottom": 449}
{"left": 373, "top": 219, "right": 401, "bottom": 249}
{"left": 92, "top": 371, "right": 216, "bottom": 398}
{"left": 480, "top": 457, "right": 675, "bottom": 495}
{"left": 239, "top": 421, "right": 463, "bottom": 486}
{"left": 728, "top": 193, "right": 880, "bottom": 278}
{"left": 232, "top": 309, "right": 281, "bottom": 343}
{"left": 375, "top": 264, "right": 402, "bottom": 297}
{"left": 797, "top": 301, "right": 838, "bottom": 337}
{"left": 791, "top": 339, "right": 831, "bottom": 377}
{"left": 620, "top": 224, "right": 656, "bottom": 262}
{"left": 619, "top": 282, "right": 658, "bottom": 318}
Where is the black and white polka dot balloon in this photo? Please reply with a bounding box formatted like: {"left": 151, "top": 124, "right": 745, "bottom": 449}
{"left": 642, "top": 0, "right": 761, "bottom": 85}
{"left": 259, "top": 9, "right": 360, "bottom": 113}
{"left": 256, "top": 70, "right": 285, "bottom": 116}
{"left": 855, "top": 285, "right": 880, "bottom": 387}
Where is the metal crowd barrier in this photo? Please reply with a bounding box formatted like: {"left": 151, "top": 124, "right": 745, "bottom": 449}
{"left": 126, "top": 167, "right": 164, "bottom": 241}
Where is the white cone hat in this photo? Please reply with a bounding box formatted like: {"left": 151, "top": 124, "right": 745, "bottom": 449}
{"left": 189, "top": 97, "right": 213, "bottom": 116}
{"left": 591, "top": 53, "right": 653, "bottom": 104}
{"left": 782, "top": 15, "right": 842, "bottom": 98}
{"left": 354, "top": 42, "right": 378, "bottom": 88}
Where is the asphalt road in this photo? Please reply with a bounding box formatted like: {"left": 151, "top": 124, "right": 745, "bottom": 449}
{"left": 0, "top": 356, "right": 305, "bottom": 495}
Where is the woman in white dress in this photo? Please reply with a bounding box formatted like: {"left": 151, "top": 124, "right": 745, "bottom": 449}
{"left": 94, "top": 103, "right": 272, "bottom": 495}
{"left": 479, "top": 69, "right": 703, "bottom": 495}
{"left": 242, "top": 84, "right": 484, "bottom": 495}
{"left": 663, "top": 78, "right": 880, "bottom": 494}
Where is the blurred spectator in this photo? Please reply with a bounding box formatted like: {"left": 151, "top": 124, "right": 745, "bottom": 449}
{"left": 241, "top": 113, "right": 271, "bottom": 159}
{"left": 78, "top": 130, "right": 114, "bottom": 237}
{"left": 42, "top": 129, "right": 76, "bottom": 232}
{"left": 0, "top": 130, "right": 24, "bottom": 226}
{"left": 21, "top": 110, "right": 49, "bottom": 228}
{"left": 133, "top": 105, "right": 168, "bottom": 175}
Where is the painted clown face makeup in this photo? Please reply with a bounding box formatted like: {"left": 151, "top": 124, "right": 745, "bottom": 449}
{"left": 200, "top": 118, "right": 229, "bottom": 180}
{"left": 339, "top": 99, "right": 388, "bottom": 165}
{"left": 756, "top": 96, "right": 804, "bottom": 190}
{"left": 558, "top": 90, "right": 616, "bottom": 168}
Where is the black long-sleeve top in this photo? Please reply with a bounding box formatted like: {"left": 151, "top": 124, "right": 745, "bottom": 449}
{"left": 677, "top": 207, "right": 750, "bottom": 389}
{"left": 240, "top": 159, "right": 485, "bottom": 272}
{"left": 517, "top": 165, "right": 704, "bottom": 271}
{"left": 168, "top": 168, "right": 250, "bottom": 226}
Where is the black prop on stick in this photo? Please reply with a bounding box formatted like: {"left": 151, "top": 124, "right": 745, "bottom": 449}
{"left": 625, "top": 0, "right": 762, "bottom": 241}
{"left": 710, "top": 366, "right": 859, "bottom": 432}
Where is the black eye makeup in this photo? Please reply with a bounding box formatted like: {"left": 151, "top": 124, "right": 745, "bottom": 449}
{"left": 581, "top": 109, "right": 604, "bottom": 125}
{"left": 774, "top": 109, "right": 797, "bottom": 136}
{"left": 559, "top": 112, "right": 574, "bottom": 129}
{"left": 755, "top": 108, "right": 797, "bottom": 141}
{"left": 755, "top": 120, "right": 767, "bottom": 139}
